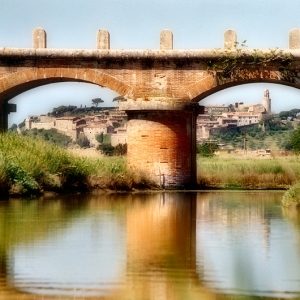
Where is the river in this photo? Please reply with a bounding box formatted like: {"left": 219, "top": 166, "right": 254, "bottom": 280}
{"left": 0, "top": 191, "right": 299, "bottom": 299}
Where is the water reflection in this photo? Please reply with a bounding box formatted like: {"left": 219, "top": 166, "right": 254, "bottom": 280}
{"left": 0, "top": 191, "right": 299, "bottom": 299}
{"left": 196, "top": 192, "right": 300, "bottom": 298}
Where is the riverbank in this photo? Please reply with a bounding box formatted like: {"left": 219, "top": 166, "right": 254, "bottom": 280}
{"left": 0, "top": 133, "right": 156, "bottom": 198}
{"left": 2, "top": 133, "right": 300, "bottom": 198}
{"left": 197, "top": 156, "right": 299, "bottom": 189}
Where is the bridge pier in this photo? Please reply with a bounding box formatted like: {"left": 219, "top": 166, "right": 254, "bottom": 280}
{"left": 0, "top": 102, "right": 16, "bottom": 132}
{"left": 125, "top": 105, "right": 201, "bottom": 189}
{"left": 0, "top": 102, "right": 8, "bottom": 132}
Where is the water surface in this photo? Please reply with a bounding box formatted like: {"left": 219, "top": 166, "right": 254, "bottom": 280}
{"left": 0, "top": 191, "right": 299, "bottom": 299}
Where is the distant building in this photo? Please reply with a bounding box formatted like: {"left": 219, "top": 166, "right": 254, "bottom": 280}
{"left": 262, "top": 89, "right": 271, "bottom": 114}
{"left": 205, "top": 104, "right": 229, "bottom": 114}
{"left": 111, "top": 127, "right": 127, "bottom": 146}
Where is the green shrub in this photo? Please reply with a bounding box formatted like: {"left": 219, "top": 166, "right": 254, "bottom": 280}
{"left": 96, "top": 132, "right": 104, "bottom": 143}
{"left": 76, "top": 134, "right": 90, "bottom": 148}
{"left": 282, "top": 182, "right": 300, "bottom": 207}
{"left": 114, "top": 143, "right": 127, "bottom": 156}
{"left": 97, "top": 143, "right": 115, "bottom": 156}
{"left": 197, "top": 143, "right": 219, "bottom": 157}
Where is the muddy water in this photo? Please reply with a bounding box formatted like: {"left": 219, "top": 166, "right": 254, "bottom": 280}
{"left": 0, "top": 191, "right": 299, "bottom": 299}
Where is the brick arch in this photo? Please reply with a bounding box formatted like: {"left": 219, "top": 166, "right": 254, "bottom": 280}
{"left": 0, "top": 67, "right": 133, "bottom": 102}
{"left": 189, "top": 70, "right": 300, "bottom": 103}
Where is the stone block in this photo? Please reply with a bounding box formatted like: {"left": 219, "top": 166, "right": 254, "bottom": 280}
{"left": 97, "top": 29, "right": 110, "bottom": 50}
{"left": 160, "top": 30, "right": 173, "bottom": 50}
{"left": 32, "top": 28, "right": 46, "bottom": 49}
{"left": 224, "top": 29, "right": 236, "bottom": 49}
{"left": 289, "top": 28, "right": 300, "bottom": 49}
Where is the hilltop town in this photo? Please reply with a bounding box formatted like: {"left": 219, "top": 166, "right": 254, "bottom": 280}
{"left": 197, "top": 89, "right": 271, "bottom": 143}
{"left": 17, "top": 89, "right": 297, "bottom": 152}
{"left": 24, "top": 106, "right": 128, "bottom": 148}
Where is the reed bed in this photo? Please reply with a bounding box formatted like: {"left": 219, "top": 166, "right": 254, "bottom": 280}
{"left": 197, "top": 156, "right": 300, "bottom": 189}
{"left": 0, "top": 132, "right": 155, "bottom": 198}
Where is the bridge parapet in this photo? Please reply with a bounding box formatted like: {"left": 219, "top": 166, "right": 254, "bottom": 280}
{"left": 5, "top": 27, "right": 297, "bottom": 54}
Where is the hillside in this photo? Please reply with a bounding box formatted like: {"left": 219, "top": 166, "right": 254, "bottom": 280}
{"left": 211, "top": 121, "right": 297, "bottom": 150}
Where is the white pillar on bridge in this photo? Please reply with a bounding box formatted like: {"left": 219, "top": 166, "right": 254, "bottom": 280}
{"left": 224, "top": 29, "right": 237, "bottom": 49}
{"left": 97, "top": 29, "right": 110, "bottom": 50}
{"left": 160, "top": 30, "right": 173, "bottom": 50}
{"left": 289, "top": 28, "right": 300, "bottom": 49}
{"left": 32, "top": 28, "right": 46, "bottom": 49}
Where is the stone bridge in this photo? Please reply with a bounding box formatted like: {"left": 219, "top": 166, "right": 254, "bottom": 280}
{"left": 1, "top": 28, "right": 300, "bottom": 188}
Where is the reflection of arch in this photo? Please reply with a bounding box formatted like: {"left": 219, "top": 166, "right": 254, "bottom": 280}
{"left": 0, "top": 68, "right": 133, "bottom": 102}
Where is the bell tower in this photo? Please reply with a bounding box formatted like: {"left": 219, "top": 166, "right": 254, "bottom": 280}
{"left": 262, "top": 89, "right": 271, "bottom": 114}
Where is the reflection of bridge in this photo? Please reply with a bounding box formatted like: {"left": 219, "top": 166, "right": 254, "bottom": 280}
{"left": 1, "top": 28, "right": 300, "bottom": 187}
{"left": 0, "top": 192, "right": 285, "bottom": 299}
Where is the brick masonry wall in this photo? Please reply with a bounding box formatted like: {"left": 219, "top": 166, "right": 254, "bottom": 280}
{"left": 127, "top": 110, "right": 195, "bottom": 187}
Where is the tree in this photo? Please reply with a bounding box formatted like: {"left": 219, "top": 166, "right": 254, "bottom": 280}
{"left": 91, "top": 98, "right": 104, "bottom": 107}
{"left": 96, "top": 132, "right": 104, "bottom": 143}
{"left": 97, "top": 143, "right": 115, "bottom": 156}
{"left": 112, "top": 122, "right": 120, "bottom": 128}
{"left": 113, "top": 95, "right": 126, "bottom": 102}
{"left": 114, "top": 143, "right": 127, "bottom": 155}
{"left": 289, "top": 126, "right": 300, "bottom": 154}
{"left": 18, "top": 120, "right": 26, "bottom": 128}
{"left": 197, "top": 143, "right": 219, "bottom": 157}
{"left": 228, "top": 104, "right": 235, "bottom": 112}
{"left": 76, "top": 134, "right": 90, "bottom": 148}
{"left": 9, "top": 124, "right": 18, "bottom": 132}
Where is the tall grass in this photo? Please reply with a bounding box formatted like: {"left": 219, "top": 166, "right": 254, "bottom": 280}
{"left": 0, "top": 132, "right": 155, "bottom": 198}
{"left": 3, "top": 132, "right": 300, "bottom": 198}
{"left": 282, "top": 182, "right": 300, "bottom": 207}
{"left": 197, "top": 156, "right": 299, "bottom": 189}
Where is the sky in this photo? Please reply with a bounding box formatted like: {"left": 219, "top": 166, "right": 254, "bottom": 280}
{"left": 1, "top": 0, "right": 300, "bottom": 126}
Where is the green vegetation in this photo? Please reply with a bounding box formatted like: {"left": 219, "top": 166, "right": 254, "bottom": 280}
{"left": 211, "top": 121, "right": 294, "bottom": 150}
{"left": 206, "top": 41, "right": 295, "bottom": 83}
{"left": 91, "top": 97, "right": 104, "bottom": 107}
{"left": 96, "top": 132, "right": 104, "bottom": 143}
{"left": 282, "top": 182, "right": 300, "bottom": 207}
{"left": 95, "top": 133, "right": 112, "bottom": 145}
{"left": 197, "top": 142, "right": 219, "bottom": 157}
{"left": 0, "top": 132, "right": 154, "bottom": 198}
{"left": 97, "top": 143, "right": 127, "bottom": 156}
{"left": 76, "top": 134, "right": 90, "bottom": 148}
{"left": 279, "top": 108, "right": 300, "bottom": 120}
{"left": 289, "top": 126, "right": 300, "bottom": 154}
{"left": 48, "top": 105, "right": 117, "bottom": 118}
{"left": 21, "top": 128, "right": 72, "bottom": 148}
{"left": 197, "top": 156, "right": 299, "bottom": 189}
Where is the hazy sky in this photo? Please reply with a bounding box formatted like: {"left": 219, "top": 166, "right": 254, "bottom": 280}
{"left": 1, "top": 0, "right": 300, "bottom": 126}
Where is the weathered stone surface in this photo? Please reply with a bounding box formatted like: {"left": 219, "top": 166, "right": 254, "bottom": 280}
{"left": 224, "top": 29, "right": 236, "bottom": 49}
{"left": 96, "top": 29, "right": 110, "bottom": 50}
{"left": 160, "top": 30, "right": 173, "bottom": 50}
{"left": 289, "top": 28, "right": 300, "bottom": 49}
{"left": 32, "top": 28, "right": 46, "bottom": 49}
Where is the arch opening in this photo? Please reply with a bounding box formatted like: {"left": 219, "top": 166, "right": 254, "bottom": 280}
{"left": 8, "top": 82, "right": 120, "bottom": 128}
{"left": 196, "top": 82, "right": 300, "bottom": 154}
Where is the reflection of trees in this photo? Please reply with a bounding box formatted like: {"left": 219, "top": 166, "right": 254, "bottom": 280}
{"left": 282, "top": 206, "right": 300, "bottom": 246}
{"left": 196, "top": 192, "right": 285, "bottom": 296}
{"left": 0, "top": 194, "right": 127, "bottom": 299}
